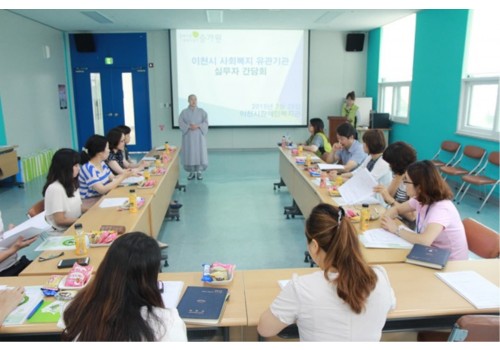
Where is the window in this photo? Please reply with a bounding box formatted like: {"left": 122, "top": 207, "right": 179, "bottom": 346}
{"left": 458, "top": 10, "right": 500, "bottom": 140}
{"left": 378, "top": 14, "right": 416, "bottom": 124}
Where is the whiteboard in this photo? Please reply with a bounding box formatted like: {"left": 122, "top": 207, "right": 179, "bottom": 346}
{"left": 355, "top": 97, "right": 373, "bottom": 127}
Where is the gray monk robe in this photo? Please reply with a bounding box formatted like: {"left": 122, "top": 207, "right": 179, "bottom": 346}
{"left": 179, "top": 106, "right": 209, "bottom": 172}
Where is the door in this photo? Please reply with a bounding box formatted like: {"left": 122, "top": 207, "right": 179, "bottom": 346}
{"left": 70, "top": 33, "right": 151, "bottom": 152}
{"left": 73, "top": 66, "right": 151, "bottom": 152}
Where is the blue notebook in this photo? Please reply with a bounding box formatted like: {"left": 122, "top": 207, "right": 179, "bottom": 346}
{"left": 405, "top": 244, "right": 451, "bottom": 269}
{"left": 177, "top": 286, "right": 229, "bottom": 325}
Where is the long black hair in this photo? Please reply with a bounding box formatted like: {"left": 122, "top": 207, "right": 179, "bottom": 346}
{"left": 61, "top": 232, "right": 165, "bottom": 341}
{"left": 42, "top": 148, "right": 80, "bottom": 197}
{"left": 80, "top": 135, "right": 108, "bottom": 164}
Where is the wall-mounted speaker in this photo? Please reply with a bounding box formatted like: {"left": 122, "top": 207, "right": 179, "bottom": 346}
{"left": 346, "top": 33, "right": 365, "bottom": 52}
{"left": 74, "top": 34, "right": 96, "bottom": 53}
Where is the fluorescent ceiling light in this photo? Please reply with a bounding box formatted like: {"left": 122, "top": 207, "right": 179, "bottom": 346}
{"left": 314, "top": 11, "right": 344, "bottom": 24}
{"left": 206, "top": 10, "right": 224, "bottom": 24}
{"left": 81, "top": 11, "right": 114, "bottom": 24}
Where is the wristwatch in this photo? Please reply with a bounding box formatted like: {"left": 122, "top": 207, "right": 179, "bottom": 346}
{"left": 395, "top": 227, "right": 401, "bottom": 236}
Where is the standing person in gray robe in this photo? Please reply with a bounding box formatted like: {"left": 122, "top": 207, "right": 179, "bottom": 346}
{"left": 179, "top": 94, "right": 209, "bottom": 180}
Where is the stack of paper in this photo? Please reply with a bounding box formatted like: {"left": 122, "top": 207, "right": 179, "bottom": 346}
{"left": 160, "top": 281, "right": 184, "bottom": 308}
{"left": 317, "top": 163, "right": 344, "bottom": 171}
{"left": 0, "top": 211, "right": 50, "bottom": 248}
{"left": 338, "top": 168, "right": 378, "bottom": 205}
{"left": 359, "top": 228, "right": 413, "bottom": 249}
{"left": 99, "top": 197, "right": 128, "bottom": 208}
{"left": 435, "top": 271, "right": 500, "bottom": 309}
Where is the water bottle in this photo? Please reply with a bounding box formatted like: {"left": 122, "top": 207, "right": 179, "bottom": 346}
{"left": 360, "top": 204, "right": 370, "bottom": 231}
{"left": 129, "top": 189, "right": 138, "bottom": 213}
{"left": 74, "top": 223, "right": 88, "bottom": 256}
{"left": 164, "top": 141, "right": 170, "bottom": 154}
{"left": 143, "top": 166, "right": 150, "bottom": 181}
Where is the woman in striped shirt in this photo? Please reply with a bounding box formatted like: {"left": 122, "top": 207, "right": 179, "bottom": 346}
{"left": 78, "top": 135, "right": 132, "bottom": 199}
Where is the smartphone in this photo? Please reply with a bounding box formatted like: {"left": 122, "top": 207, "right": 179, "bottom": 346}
{"left": 57, "top": 257, "right": 90, "bottom": 269}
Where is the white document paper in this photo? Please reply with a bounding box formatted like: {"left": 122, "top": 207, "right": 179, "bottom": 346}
{"left": 435, "top": 271, "right": 500, "bottom": 309}
{"left": 317, "top": 163, "right": 345, "bottom": 171}
{"left": 120, "top": 176, "right": 145, "bottom": 186}
{"left": 359, "top": 228, "right": 413, "bottom": 249}
{"left": 338, "top": 168, "right": 378, "bottom": 205}
{"left": 34, "top": 235, "right": 76, "bottom": 251}
{"left": 99, "top": 197, "right": 128, "bottom": 208}
{"left": 0, "top": 211, "right": 50, "bottom": 248}
{"left": 278, "top": 280, "right": 290, "bottom": 289}
{"left": 141, "top": 156, "right": 156, "bottom": 161}
{"left": 1, "top": 286, "right": 44, "bottom": 326}
{"left": 160, "top": 281, "right": 184, "bottom": 308}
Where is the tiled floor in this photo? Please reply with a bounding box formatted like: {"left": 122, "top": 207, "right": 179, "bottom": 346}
{"left": 1, "top": 149, "right": 498, "bottom": 273}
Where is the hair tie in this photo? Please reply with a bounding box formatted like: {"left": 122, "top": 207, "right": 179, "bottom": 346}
{"left": 82, "top": 147, "right": 88, "bottom": 153}
{"left": 338, "top": 206, "right": 346, "bottom": 224}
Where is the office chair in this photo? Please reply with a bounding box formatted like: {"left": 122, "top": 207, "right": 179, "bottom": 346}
{"left": 456, "top": 151, "right": 499, "bottom": 213}
{"left": 273, "top": 178, "right": 286, "bottom": 191}
{"left": 462, "top": 218, "right": 500, "bottom": 258}
{"left": 418, "top": 315, "right": 500, "bottom": 342}
{"left": 26, "top": 199, "right": 44, "bottom": 218}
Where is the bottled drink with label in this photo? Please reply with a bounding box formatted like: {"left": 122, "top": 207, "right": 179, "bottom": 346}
{"left": 143, "top": 167, "right": 150, "bottom": 181}
{"left": 360, "top": 204, "right": 370, "bottom": 231}
{"left": 74, "top": 223, "right": 88, "bottom": 255}
{"left": 129, "top": 189, "right": 138, "bottom": 213}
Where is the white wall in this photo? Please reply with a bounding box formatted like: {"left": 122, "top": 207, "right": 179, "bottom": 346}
{"left": 147, "top": 30, "right": 368, "bottom": 149}
{"left": 0, "top": 16, "right": 368, "bottom": 154}
{"left": 0, "top": 10, "right": 72, "bottom": 156}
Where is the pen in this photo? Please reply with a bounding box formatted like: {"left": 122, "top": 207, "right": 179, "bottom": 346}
{"left": 27, "top": 299, "right": 44, "bottom": 320}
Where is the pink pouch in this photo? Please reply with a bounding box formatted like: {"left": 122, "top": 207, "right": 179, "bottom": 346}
{"left": 65, "top": 263, "right": 93, "bottom": 287}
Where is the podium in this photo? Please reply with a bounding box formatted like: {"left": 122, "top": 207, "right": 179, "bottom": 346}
{"left": 327, "top": 116, "right": 347, "bottom": 144}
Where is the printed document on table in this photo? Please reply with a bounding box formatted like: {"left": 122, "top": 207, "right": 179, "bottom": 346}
{"left": 317, "top": 163, "right": 344, "bottom": 171}
{"left": 160, "top": 281, "right": 184, "bottom": 308}
{"left": 435, "top": 271, "right": 500, "bottom": 309}
{"left": 338, "top": 168, "right": 377, "bottom": 205}
{"left": 359, "top": 228, "right": 413, "bottom": 249}
{"left": 35, "top": 235, "right": 76, "bottom": 251}
{"left": 99, "top": 197, "right": 128, "bottom": 208}
{"left": 120, "top": 176, "right": 145, "bottom": 186}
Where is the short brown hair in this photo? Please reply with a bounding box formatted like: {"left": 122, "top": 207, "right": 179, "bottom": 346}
{"left": 407, "top": 160, "right": 453, "bottom": 205}
{"left": 362, "top": 129, "right": 386, "bottom": 154}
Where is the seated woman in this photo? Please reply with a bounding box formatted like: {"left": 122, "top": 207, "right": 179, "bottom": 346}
{"left": 79, "top": 134, "right": 132, "bottom": 199}
{"left": 381, "top": 160, "right": 469, "bottom": 260}
{"left": 43, "top": 148, "right": 83, "bottom": 231}
{"left": 335, "top": 129, "right": 391, "bottom": 187}
{"left": 373, "top": 141, "right": 417, "bottom": 225}
{"left": 106, "top": 128, "right": 144, "bottom": 175}
{"left": 59, "top": 232, "right": 187, "bottom": 341}
{"left": 257, "top": 203, "right": 395, "bottom": 341}
{"left": 0, "top": 211, "right": 38, "bottom": 276}
{"left": 302, "top": 118, "right": 332, "bottom": 161}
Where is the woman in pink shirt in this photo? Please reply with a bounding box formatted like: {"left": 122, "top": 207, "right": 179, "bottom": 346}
{"left": 381, "top": 160, "right": 469, "bottom": 260}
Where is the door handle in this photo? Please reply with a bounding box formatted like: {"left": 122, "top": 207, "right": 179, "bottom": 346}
{"left": 107, "top": 112, "right": 113, "bottom": 117}
{"left": 114, "top": 113, "right": 119, "bottom": 117}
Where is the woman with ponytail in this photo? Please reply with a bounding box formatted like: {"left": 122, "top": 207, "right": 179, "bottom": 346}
{"left": 258, "top": 203, "right": 395, "bottom": 341}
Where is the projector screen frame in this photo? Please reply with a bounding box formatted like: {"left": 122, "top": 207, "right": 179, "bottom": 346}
{"left": 169, "top": 29, "right": 311, "bottom": 129}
